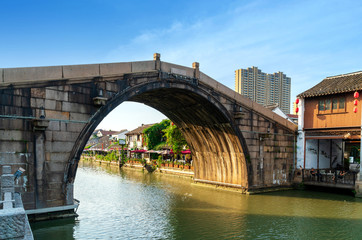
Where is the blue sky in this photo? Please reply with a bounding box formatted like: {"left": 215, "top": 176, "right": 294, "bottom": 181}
{"left": 2, "top": 0, "right": 362, "bottom": 131}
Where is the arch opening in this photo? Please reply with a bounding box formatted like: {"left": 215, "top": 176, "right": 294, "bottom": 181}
{"left": 66, "top": 82, "right": 249, "bottom": 192}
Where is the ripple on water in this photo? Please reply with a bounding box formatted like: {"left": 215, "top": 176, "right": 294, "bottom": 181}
{"left": 31, "top": 163, "right": 362, "bottom": 240}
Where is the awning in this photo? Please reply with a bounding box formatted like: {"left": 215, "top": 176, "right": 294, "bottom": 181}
{"left": 131, "top": 149, "right": 147, "bottom": 153}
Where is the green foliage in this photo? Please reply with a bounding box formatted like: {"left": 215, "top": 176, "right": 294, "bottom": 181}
{"left": 96, "top": 151, "right": 118, "bottom": 162}
{"left": 143, "top": 119, "right": 170, "bottom": 150}
{"left": 163, "top": 123, "right": 188, "bottom": 155}
{"left": 154, "top": 142, "right": 168, "bottom": 150}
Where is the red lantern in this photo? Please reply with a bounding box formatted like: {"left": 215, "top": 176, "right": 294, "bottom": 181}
{"left": 295, "top": 107, "right": 299, "bottom": 113}
{"left": 354, "top": 99, "right": 358, "bottom": 106}
{"left": 296, "top": 99, "right": 300, "bottom": 104}
{"left": 354, "top": 91, "right": 359, "bottom": 99}
{"left": 354, "top": 107, "right": 358, "bottom": 113}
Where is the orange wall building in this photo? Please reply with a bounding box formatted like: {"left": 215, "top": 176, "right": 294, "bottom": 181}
{"left": 297, "top": 71, "right": 362, "bottom": 170}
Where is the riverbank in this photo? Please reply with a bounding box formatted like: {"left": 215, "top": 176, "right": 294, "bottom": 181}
{"left": 80, "top": 156, "right": 194, "bottom": 178}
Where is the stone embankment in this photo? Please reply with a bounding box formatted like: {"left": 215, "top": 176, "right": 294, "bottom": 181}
{"left": 81, "top": 156, "right": 194, "bottom": 177}
{"left": 0, "top": 166, "right": 33, "bottom": 240}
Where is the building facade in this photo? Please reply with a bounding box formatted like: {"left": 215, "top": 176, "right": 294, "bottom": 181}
{"left": 235, "top": 66, "right": 291, "bottom": 113}
{"left": 125, "top": 124, "right": 154, "bottom": 150}
{"left": 296, "top": 71, "right": 362, "bottom": 193}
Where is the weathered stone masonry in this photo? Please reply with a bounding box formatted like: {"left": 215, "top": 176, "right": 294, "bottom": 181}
{"left": 0, "top": 55, "right": 297, "bottom": 211}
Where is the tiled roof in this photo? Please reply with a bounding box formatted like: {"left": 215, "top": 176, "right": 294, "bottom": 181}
{"left": 297, "top": 71, "right": 362, "bottom": 98}
{"left": 125, "top": 124, "right": 154, "bottom": 135}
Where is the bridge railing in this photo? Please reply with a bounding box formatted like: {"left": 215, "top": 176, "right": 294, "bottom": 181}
{"left": 0, "top": 166, "right": 33, "bottom": 240}
{"left": 302, "top": 169, "right": 357, "bottom": 186}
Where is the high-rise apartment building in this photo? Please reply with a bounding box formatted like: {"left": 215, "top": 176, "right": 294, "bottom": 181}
{"left": 235, "top": 66, "right": 291, "bottom": 113}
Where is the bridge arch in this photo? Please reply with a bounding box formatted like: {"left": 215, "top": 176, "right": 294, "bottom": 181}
{"left": 0, "top": 56, "right": 296, "bottom": 210}
{"left": 66, "top": 78, "right": 249, "bottom": 192}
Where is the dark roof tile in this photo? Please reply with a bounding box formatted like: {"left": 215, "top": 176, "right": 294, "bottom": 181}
{"left": 298, "top": 71, "right": 362, "bottom": 98}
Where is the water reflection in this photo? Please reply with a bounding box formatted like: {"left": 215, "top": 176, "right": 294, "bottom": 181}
{"left": 31, "top": 161, "right": 362, "bottom": 240}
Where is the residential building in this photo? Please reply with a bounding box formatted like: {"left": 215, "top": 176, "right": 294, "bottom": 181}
{"left": 125, "top": 124, "right": 154, "bottom": 150}
{"left": 235, "top": 66, "right": 291, "bottom": 113}
{"left": 95, "top": 129, "right": 118, "bottom": 138}
{"left": 111, "top": 129, "right": 129, "bottom": 141}
{"left": 265, "top": 104, "right": 297, "bottom": 124}
{"left": 296, "top": 71, "right": 362, "bottom": 191}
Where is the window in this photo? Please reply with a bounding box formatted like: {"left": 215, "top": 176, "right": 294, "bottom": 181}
{"left": 339, "top": 98, "right": 345, "bottom": 109}
{"left": 325, "top": 99, "right": 331, "bottom": 110}
{"left": 319, "top": 97, "right": 346, "bottom": 114}
{"left": 332, "top": 99, "right": 338, "bottom": 109}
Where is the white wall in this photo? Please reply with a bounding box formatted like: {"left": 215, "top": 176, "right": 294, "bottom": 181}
{"left": 305, "top": 139, "right": 318, "bottom": 169}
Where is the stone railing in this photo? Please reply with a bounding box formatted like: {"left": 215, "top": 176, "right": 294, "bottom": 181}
{"left": 0, "top": 165, "right": 33, "bottom": 240}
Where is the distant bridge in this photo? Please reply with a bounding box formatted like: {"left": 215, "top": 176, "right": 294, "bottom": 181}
{"left": 0, "top": 54, "right": 296, "bottom": 213}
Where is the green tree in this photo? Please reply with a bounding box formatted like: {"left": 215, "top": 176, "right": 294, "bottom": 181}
{"left": 163, "top": 123, "right": 188, "bottom": 155}
{"left": 143, "top": 119, "right": 170, "bottom": 149}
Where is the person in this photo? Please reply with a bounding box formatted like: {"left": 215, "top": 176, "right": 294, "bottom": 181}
{"left": 310, "top": 168, "right": 322, "bottom": 181}
{"left": 338, "top": 170, "right": 347, "bottom": 179}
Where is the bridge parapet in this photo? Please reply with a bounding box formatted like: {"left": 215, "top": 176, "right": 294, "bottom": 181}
{"left": 0, "top": 166, "right": 33, "bottom": 240}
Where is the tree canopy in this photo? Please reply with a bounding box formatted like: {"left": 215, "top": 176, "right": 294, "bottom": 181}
{"left": 163, "top": 123, "right": 188, "bottom": 154}
{"left": 143, "top": 119, "right": 170, "bottom": 150}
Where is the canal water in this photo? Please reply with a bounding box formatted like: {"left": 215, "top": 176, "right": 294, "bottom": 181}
{"left": 31, "top": 161, "right": 362, "bottom": 239}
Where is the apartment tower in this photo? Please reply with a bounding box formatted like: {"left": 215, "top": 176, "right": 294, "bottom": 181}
{"left": 235, "top": 66, "right": 291, "bottom": 113}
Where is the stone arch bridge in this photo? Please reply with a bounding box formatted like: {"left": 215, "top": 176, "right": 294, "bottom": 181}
{"left": 0, "top": 54, "right": 296, "bottom": 211}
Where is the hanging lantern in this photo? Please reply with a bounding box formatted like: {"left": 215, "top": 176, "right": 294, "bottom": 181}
{"left": 295, "top": 107, "right": 299, "bottom": 113}
{"left": 354, "top": 91, "right": 359, "bottom": 99}
{"left": 354, "top": 107, "right": 358, "bottom": 113}
{"left": 295, "top": 98, "right": 300, "bottom": 104}
{"left": 354, "top": 99, "right": 358, "bottom": 106}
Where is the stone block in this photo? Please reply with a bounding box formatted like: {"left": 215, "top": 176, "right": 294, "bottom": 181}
{"left": 216, "top": 83, "right": 236, "bottom": 100}
{"left": 21, "top": 96, "right": 31, "bottom": 108}
{"left": 62, "top": 102, "right": 91, "bottom": 113}
{"left": 2, "top": 165, "right": 12, "bottom": 174}
{"left": 0, "top": 207, "right": 26, "bottom": 239}
{"left": 0, "top": 130, "right": 31, "bottom": 142}
{"left": 45, "top": 99, "right": 57, "bottom": 110}
{"left": 69, "top": 112, "right": 90, "bottom": 122}
{"left": 45, "top": 110, "right": 69, "bottom": 120}
{"left": 45, "top": 89, "right": 68, "bottom": 101}
{"left": 0, "top": 152, "right": 32, "bottom": 165}
{"left": 161, "top": 62, "right": 194, "bottom": 77}
{"left": 0, "top": 68, "right": 3, "bottom": 82}
{"left": 45, "top": 131, "right": 53, "bottom": 141}
{"left": 31, "top": 88, "right": 46, "bottom": 98}
{"left": 68, "top": 92, "right": 90, "bottom": 104}
{"left": 46, "top": 189, "right": 63, "bottom": 201}
{"left": 60, "top": 122, "right": 67, "bottom": 132}
{"left": 45, "top": 199, "right": 64, "bottom": 208}
{"left": 13, "top": 96, "right": 22, "bottom": 107}
{"left": 1, "top": 174, "right": 14, "bottom": 189}
{"left": 131, "top": 61, "right": 155, "bottom": 72}
{"left": 47, "top": 172, "right": 64, "bottom": 183}
{"left": 46, "top": 152, "right": 69, "bottom": 162}
{"left": 3, "top": 66, "right": 62, "bottom": 83}
{"left": 48, "top": 121, "right": 60, "bottom": 131}
{"left": 100, "top": 62, "right": 132, "bottom": 75}
{"left": 200, "top": 72, "right": 218, "bottom": 89}
{"left": 0, "top": 141, "right": 26, "bottom": 153}
{"left": 46, "top": 161, "right": 66, "bottom": 172}
{"left": 66, "top": 122, "right": 86, "bottom": 133}
{"left": 52, "top": 131, "right": 79, "bottom": 142}
{"left": 63, "top": 64, "right": 100, "bottom": 78}
{"left": 50, "top": 141, "right": 75, "bottom": 153}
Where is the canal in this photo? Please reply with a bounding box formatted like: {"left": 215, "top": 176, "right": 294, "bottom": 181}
{"left": 31, "top": 161, "right": 362, "bottom": 239}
